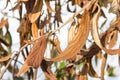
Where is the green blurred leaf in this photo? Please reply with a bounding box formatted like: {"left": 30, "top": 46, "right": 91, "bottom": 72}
{"left": 59, "top": 62, "right": 65, "bottom": 69}
{"left": 4, "top": 30, "right": 12, "bottom": 46}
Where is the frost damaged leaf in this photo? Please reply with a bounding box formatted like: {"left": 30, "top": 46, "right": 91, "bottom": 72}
{"left": 0, "top": 54, "right": 11, "bottom": 62}
{"left": 45, "top": 0, "right": 55, "bottom": 12}
{"left": 31, "top": 22, "right": 38, "bottom": 39}
{"left": 17, "top": 62, "right": 30, "bottom": 76}
{"left": 49, "top": 10, "right": 90, "bottom": 61}
{"left": 26, "top": 36, "right": 47, "bottom": 69}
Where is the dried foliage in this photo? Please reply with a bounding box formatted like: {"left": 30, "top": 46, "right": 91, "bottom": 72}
{"left": 0, "top": 0, "right": 120, "bottom": 80}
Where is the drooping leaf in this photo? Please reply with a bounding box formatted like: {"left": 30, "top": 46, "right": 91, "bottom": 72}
{"left": 92, "top": 4, "right": 102, "bottom": 49}
{"left": 92, "top": 4, "right": 120, "bottom": 55}
{"left": 17, "top": 62, "right": 30, "bottom": 76}
{"left": 49, "top": 10, "right": 90, "bottom": 61}
{"left": 26, "top": 36, "right": 47, "bottom": 69}
{"left": 31, "top": 22, "right": 38, "bottom": 39}
{"left": 0, "top": 54, "right": 11, "bottom": 62}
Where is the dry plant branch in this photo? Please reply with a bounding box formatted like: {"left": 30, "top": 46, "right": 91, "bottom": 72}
{"left": 0, "top": 0, "right": 96, "bottom": 79}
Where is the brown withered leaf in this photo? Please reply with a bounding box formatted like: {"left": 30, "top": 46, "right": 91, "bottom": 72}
{"left": 92, "top": 4, "right": 102, "bottom": 49}
{"left": 92, "top": 4, "right": 120, "bottom": 55}
{"left": 45, "top": 0, "right": 55, "bottom": 12}
{"left": 0, "top": 54, "right": 11, "bottom": 62}
{"left": 17, "top": 62, "right": 30, "bottom": 76}
{"left": 49, "top": 10, "right": 90, "bottom": 61}
{"left": 31, "top": 22, "right": 38, "bottom": 39}
{"left": 28, "top": 0, "right": 43, "bottom": 23}
{"left": 26, "top": 36, "right": 47, "bottom": 69}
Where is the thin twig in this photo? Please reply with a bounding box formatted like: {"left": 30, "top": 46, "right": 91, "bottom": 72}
{"left": 0, "top": 0, "right": 96, "bottom": 79}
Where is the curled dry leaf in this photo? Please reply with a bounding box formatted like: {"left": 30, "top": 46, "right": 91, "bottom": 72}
{"left": 45, "top": 0, "right": 55, "bottom": 12}
{"left": 0, "top": 54, "right": 11, "bottom": 62}
{"left": 31, "top": 22, "right": 39, "bottom": 39}
{"left": 92, "top": 4, "right": 120, "bottom": 55}
{"left": 49, "top": 10, "right": 90, "bottom": 61}
{"left": 26, "top": 36, "right": 47, "bottom": 69}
